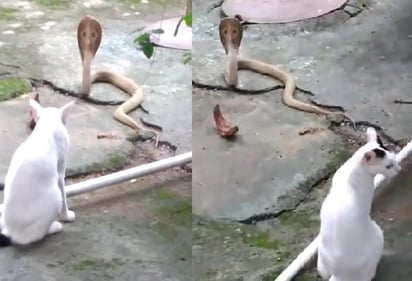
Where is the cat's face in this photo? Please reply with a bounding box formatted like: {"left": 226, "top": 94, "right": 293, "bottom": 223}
{"left": 362, "top": 127, "right": 401, "bottom": 178}
{"left": 363, "top": 147, "right": 401, "bottom": 178}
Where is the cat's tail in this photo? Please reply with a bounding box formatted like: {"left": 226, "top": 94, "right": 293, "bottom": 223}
{"left": 274, "top": 236, "right": 319, "bottom": 281}
{"left": 0, "top": 234, "right": 12, "bottom": 247}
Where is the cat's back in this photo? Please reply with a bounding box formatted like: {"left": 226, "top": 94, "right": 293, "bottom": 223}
{"left": 320, "top": 168, "right": 359, "bottom": 224}
{"left": 7, "top": 130, "right": 59, "bottom": 181}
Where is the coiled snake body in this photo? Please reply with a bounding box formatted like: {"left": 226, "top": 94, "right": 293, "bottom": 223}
{"left": 78, "top": 15, "right": 161, "bottom": 146}
{"left": 218, "top": 17, "right": 355, "bottom": 127}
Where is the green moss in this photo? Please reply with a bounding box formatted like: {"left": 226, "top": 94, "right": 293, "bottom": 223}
{"left": 71, "top": 257, "right": 124, "bottom": 272}
{"left": 241, "top": 231, "right": 280, "bottom": 249}
{"left": 0, "top": 78, "right": 31, "bottom": 101}
{"left": 151, "top": 190, "right": 191, "bottom": 240}
{"left": 261, "top": 269, "right": 318, "bottom": 281}
{"left": 192, "top": 215, "right": 236, "bottom": 241}
{"left": 296, "top": 274, "right": 318, "bottom": 281}
{"left": 152, "top": 188, "right": 176, "bottom": 200}
{"left": 83, "top": 152, "right": 128, "bottom": 174}
{"left": 72, "top": 259, "right": 98, "bottom": 271}
{"left": 278, "top": 210, "right": 317, "bottom": 229}
{"left": 261, "top": 271, "right": 281, "bottom": 281}
{"left": 106, "top": 153, "right": 125, "bottom": 169}
{"left": 0, "top": 7, "right": 17, "bottom": 21}
{"left": 32, "top": 0, "right": 71, "bottom": 7}
{"left": 154, "top": 195, "right": 191, "bottom": 226}
{"left": 326, "top": 146, "right": 350, "bottom": 171}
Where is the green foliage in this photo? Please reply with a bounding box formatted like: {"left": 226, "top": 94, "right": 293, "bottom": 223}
{"left": 182, "top": 52, "right": 192, "bottom": 65}
{"left": 134, "top": 28, "right": 165, "bottom": 58}
{"left": 183, "top": 11, "right": 192, "bottom": 27}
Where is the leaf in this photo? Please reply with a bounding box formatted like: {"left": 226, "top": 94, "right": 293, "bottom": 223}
{"left": 183, "top": 12, "right": 192, "bottom": 27}
{"left": 151, "top": 28, "right": 164, "bottom": 34}
{"left": 142, "top": 43, "right": 154, "bottom": 59}
{"left": 134, "top": 33, "right": 150, "bottom": 44}
{"left": 183, "top": 52, "right": 192, "bottom": 64}
{"left": 133, "top": 32, "right": 155, "bottom": 59}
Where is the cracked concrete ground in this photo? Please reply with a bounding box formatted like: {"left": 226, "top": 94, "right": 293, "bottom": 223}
{"left": 0, "top": 167, "right": 192, "bottom": 281}
{"left": 0, "top": 0, "right": 192, "bottom": 280}
{"left": 192, "top": 0, "right": 412, "bottom": 280}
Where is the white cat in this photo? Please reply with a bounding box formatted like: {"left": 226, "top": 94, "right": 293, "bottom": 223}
{"left": 0, "top": 98, "right": 76, "bottom": 247}
{"left": 317, "top": 127, "right": 401, "bottom": 281}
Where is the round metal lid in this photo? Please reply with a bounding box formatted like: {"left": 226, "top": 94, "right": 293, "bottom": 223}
{"left": 222, "top": 0, "right": 347, "bottom": 24}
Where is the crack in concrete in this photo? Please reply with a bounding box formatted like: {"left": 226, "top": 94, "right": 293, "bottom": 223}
{"left": 207, "top": 0, "right": 223, "bottom": 13}
{"left": 32, "top": 77, "right": 186, "bottom": 153}
{"left": 333, "top": 120, "right": 407, "bottom": 145}
{"left": 309, "top": 98, "right": 346, "bottom": 112}
{"left": 127, "top": 135, "right": 178, "bottom": 152}
{"left": 238, "top": 175, "right": 331, "bottom": 225}
{"left": 29, "top": 78, "right": 151, "bottom": 113}
{"left": 29, "top": 79, "right": 189, "bottom": 151}
{"left": 193, "top": 80, "right": 357, "bottom": 117}
{"left": 0, "top": 76, "right": 188, "bottom": 186}
{"left": 0, "top": 62, "right": 21, "bottom": 69}
{"left": 342, "top": 3, "right": 364, "bottom": 17}
{"left": 234, "top": 119, "right": 405, "bottom": 224}
{"left": 192, "top": 80, "right": 315, "bottom": 96}
{"left": 394, "top": 99, "right": 412, "bottom": 104}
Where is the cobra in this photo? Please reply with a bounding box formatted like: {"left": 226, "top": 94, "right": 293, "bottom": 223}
{"left": 218, "top": 16, "right": 355, "bottom": 128}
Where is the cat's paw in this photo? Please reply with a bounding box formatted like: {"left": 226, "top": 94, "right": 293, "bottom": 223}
{"left": 48, "top": 221, "right": 63, "bottom": 235}
{"left": 61, "top": 210, "right": 75, "bottom": 222}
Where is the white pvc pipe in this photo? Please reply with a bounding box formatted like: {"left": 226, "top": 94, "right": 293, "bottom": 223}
{"left": 275, "top": 140, "right": 412, "bottom": 281}
{"left": 66, "top": 151, "right": 192, "bottom": 197}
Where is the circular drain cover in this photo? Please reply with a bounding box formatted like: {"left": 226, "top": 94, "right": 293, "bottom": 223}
{"left": 222, "top": 0, "right": 348, "bottom": 24}
{"left": 143, "top": 17, "right": 192, "bottom": 50}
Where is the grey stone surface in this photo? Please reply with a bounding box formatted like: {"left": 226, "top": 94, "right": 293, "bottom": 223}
{"left": 193, "top": 0, "right": 348, "bottom": 221}
{"left": 0, "top": 1, "right": 192, "bottom": 281}
{"left": 0, "top": 170, "right": 192, "bottom": 281}
{"left": 193, "top": 0, "right": 412, "bottom": 219}
{"left": 193, "top": 88, "right": 345, "bottom": 221}
{"left": 192, "top": 0, "right": 412, "bottom": 280}
{"left": 0, "top": 0, "right": 191, "bottom": 154}
{"left": 0, "top": 87, "right": 135, "bottom": 182}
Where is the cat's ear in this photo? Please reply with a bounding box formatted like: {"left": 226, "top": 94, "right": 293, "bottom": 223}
{"left": 366, "top": 127, "right": 377, "bottom": 143}
{"left": 60, "top": 100, "right": 75, "bottom": 124}
{"left": 29, "top": 98, "right": 43, "bottom": 122}
{"left": 363, "top": 148, "right": 386, "bottom": 164}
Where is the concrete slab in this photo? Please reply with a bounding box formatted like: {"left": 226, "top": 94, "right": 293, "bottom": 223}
{"left": 207, "top": 0, "right": 411, "bottom": 140}
{"left": 0, "top": 169, "right": 192, "bottom": 281}
{"left": 193, "top": 87, "right": 346, "bottom": 221}
{"left": 192, "top": 0, "right": 412, "bottom": 280}
{"left": 0, "top": 0, "right": 191, "bottom": 153}
{"left": 0, "top": 87, "right": 135, "bottom": 183}
{"left": 192, "top": 0, "right": 347, "bottom": 221}
{"left": 0, "top": 2, "right": 192, "bottom": 280}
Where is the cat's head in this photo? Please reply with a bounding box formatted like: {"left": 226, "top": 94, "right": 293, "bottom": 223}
{"left": 361, "top": 127, "right": 401, "bottom": 178}
{"left": 29, "top": 98, "right": 75, "bottom": 126}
